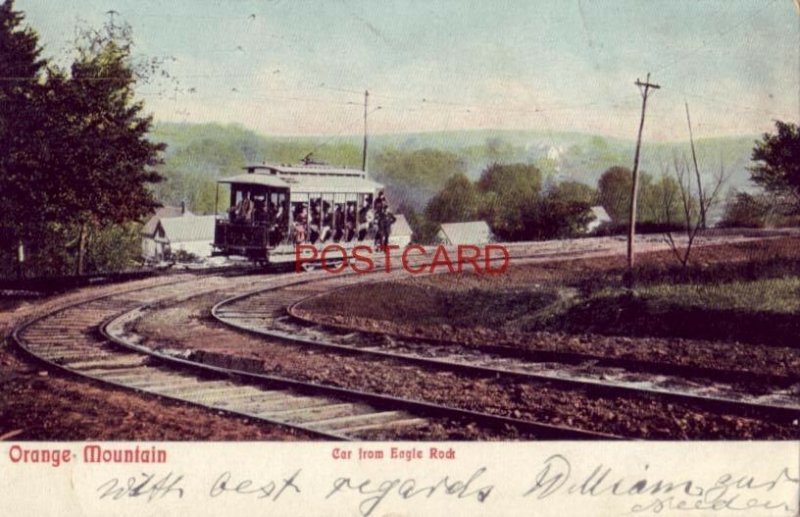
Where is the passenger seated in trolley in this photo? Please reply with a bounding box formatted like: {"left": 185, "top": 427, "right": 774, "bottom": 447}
{"left": 346, "top": 202, "right": 357, "bottom": 242}
{"left": 357, "top": 195, "right": 374, "bottom": 241}
{"left": 292, "top": 203, "right": 308, "bottom": 244}
{"left": 253, "top": 195, "right": 267, "bottom": 223}
{"left": 309, "top": 200, "right": 321, "bottom": 244}
{"left": 267, "top": 201, "right": 286, "bottom": 243}
{"left": 284, "top": 192, "right": 394, "bottom": 247}
{"left": 307, "top": 199, "right": 338, "bottom": 244}
{"left": 333, "top": 204, "right": 345, "bottom": 242}
{"left": 320, "top": 201, "right": 333, "bottom": 242}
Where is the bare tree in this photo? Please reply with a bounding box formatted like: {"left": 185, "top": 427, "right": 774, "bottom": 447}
{"left": 662, "top": 154, "right": 728, "bottom": 267}
{"left": 657, "top": 160, "right": 680, "bottom": 224}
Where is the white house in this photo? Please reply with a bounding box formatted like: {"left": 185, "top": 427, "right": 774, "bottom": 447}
{"left": 141, "top": 205, "right": 215, "bottom": 261}
{"left": 388, "top": 214, "right": 413, "bottom": 247}
{"left": 437, "top": 221, "right": 493, "bottom": 245}
{"left": 159, "top": 215, "right": 216, "bottom": 258}
{"left": 587, "top": 205, "right": 612, "bottom": 233}
{"left": 141, "top": 206, "right": 186, "bottom": 261}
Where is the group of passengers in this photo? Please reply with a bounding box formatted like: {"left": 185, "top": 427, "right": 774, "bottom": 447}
{"left": 292, "top": 191, "right": 395, "bottom": 247}
{"left": 228, "top": 190, "right": 395, "bottom": 247}
{"left": 228, "top": 194, "right": 288, "bottom": 242}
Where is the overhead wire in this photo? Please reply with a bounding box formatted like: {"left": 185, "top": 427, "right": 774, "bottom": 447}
{"left": 32, "top": 0, "right": 791, "bottom": 137}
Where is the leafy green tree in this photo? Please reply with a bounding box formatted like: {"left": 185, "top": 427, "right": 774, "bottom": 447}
{"left": 477, "top": 163, "right": 541, "bottom": 240}
{"left": 85, "top": 223, "right": 144, "bottom": 271}
{"left": 1, "top": 9, "right": 165, "bottom": 277}
{"left": 641, "top": 175, "right": 682, "bottom": 224}
{"left": 527, "top": 186, "right": 593, "bottom": 240}
{"left": 552, "top": 180, "right": 597, "bottom": 206}
{"left": 720, "top": 190, "right": 769, "bottom": 228}
{"left": 373, "top": 148, "right": 466, "bottom": 191}
{"left": 750, "top": 120, "right": 800, "bottom": 213}
{"left": 404, "top": 207, "right": 439, "bottom": 245}
{"left": 597, "top": 166, "right": 631, "bottom": 223}
{"left": 424, "top": 173, "right": 480, "bottom": 223}
{"left": 484, "top": 137, "right": 516, "bottom": 163}
{"left": 0, "top": 0, "right": 48, "bottom": 241}
{"left": 597, "top": 165, "right": 685, "bottom": 226}
{"left": 371, "top": 147, "right": 467, "bottom": 214}
{"left": 47, "top": 19, "right": 165, "bottom": 273}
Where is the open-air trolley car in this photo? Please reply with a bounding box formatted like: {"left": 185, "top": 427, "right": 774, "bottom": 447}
{"left": 212, "top": 162, "right": 387, "bottom": 264}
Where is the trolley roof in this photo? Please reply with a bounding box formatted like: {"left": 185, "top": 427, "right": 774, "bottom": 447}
{"left": 218, "top": 174, "right": 289, "bottom": 188}
{"left": 244, "top": 163, "right": 366, "bottom": 177}
{"left": 219, "top": 162, "right": 383, "bottom": 196}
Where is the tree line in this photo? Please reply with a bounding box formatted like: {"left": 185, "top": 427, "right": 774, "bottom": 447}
{"left": 410, "top": 119, "right": 800, "bottom": 247}
{"left": 0, "top": 1, "right": 163, "bottom": 278}
{"left": 720, "top": 121, "right": 800, "bottom": 228}
{"left": 410, "top": 163, "right": 686, "bottom": 244}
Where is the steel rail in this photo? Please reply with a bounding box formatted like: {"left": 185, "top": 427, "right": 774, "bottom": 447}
{"left": 211, "top": 276, "right": 800, "bottom": 425}
{"left": 10, "top": 271, "right": 620, "bottom": 441}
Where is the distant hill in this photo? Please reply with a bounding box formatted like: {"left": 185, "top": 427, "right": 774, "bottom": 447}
{"left": 149, "top": 122, "right": 760, "bottom": 214}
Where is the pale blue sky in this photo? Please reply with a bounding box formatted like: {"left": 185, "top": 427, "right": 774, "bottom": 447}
{"left": 15, "top": 0, "right": 800, "bottom": 140}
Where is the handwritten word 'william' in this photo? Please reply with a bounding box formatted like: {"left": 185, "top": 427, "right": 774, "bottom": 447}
{"left": 524, "top": 454, "right": 798, "bottom": 514}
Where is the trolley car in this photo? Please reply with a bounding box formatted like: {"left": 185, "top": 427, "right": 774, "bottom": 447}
{"left": 212, "top": 162, "right": 386, "bottom": 263}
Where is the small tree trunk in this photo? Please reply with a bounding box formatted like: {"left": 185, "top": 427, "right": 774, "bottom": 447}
{"left": 76, "top": 222, "right": 87, "bottom": 276}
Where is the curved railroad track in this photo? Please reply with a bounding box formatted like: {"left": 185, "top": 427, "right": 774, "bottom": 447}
{"left": 10, "top": 232, "right": 797, "bottom": 440}
{"left": 11, "top": 269, "right": 618, "bottom": 441}
{"left": 118, "top": 234, "right": 799, "bottom": 438}
{"left": 210, "top": 278, "right": 800, "bottom": 425}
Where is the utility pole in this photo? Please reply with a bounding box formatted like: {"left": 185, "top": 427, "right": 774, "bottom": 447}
{"left": 627, "top": 73, "right": 660, "bottom": 270}
{"left": 362, "top": 90, "right": 369, "bottom": 173}
{"left": 685, "top": 101, "right": 705, "bottom": 229}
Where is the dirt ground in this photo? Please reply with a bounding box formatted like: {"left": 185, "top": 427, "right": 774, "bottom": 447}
{"left": 0, "top": 343, "right": 313, "bottom": 440}
{"left": 3, "top": 238, "right": 799, "bottom": 440}
{"left": 294, "top": 237, "right": 800, "bottom": 380}
{"left": 0, "top": 274, "right": 313, "bottom": 441}
{"left": 131, "top": 294, "right": 799, "bottom": 439}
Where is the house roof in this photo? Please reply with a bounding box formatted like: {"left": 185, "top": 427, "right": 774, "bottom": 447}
{"left": 158, "top": 215, "right": 216, "bottom": 243}
{"left": 141, "top": 206, "right": 194, "bottom": 236}
{"left": 590, "top": 205, "right": 612, "bottom": 223}
{"left": 392, "top": 214, "right": 413, "bottom": 237}
{"left": 438, "top": 221, "right": 492, "bottom": 245}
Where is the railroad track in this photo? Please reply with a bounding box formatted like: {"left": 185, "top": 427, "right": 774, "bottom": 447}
{"left": 11, "top": 232, "right": 795, "bottom": 440}
{"left": 11, "top": 271, "right": 617, "bottom": 441}
{"left": 210, "top": 272, "right": 800, "bottom": 426}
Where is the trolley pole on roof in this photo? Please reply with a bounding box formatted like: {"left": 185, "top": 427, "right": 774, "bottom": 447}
{"left": 362, "top": 90, "right": 369, "bottom": 173}
{"left": 627, "top": 73, "right": 660, "bottom": 271}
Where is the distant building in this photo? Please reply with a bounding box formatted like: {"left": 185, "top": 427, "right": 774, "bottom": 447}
{"left": 587, "top": 205, "right": 612, "bottom": 233}
{"left": 141, "top": 204, "right": 215, "bottom": 261}
{"left": 437, "top": 221, "right": 493, "bottom": 245}
{"left": 388, "top": 214, "right": 413, "bottom": 247}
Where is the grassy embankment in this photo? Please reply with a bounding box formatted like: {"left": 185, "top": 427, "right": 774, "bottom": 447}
{"left": 304, "top": 251, "right": 800, "bottom": 347}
